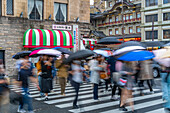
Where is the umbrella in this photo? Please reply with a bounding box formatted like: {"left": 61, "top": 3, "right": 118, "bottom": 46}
{"left": 53, "top": 47, "right": 73, "bottom": 54}
{"left": 97, "top": 37, "right": 122, "bottom": 44}
{"left": 64, "top": 50, "right": 94, "bottom": 64}
{"left": 159, "top": 47, "right": 170, "bottom": 59}
{"left": 143, "top": 41, "right": 164, "bottom": 47}
{"left": 94, "top": 50, "right": 113, "bottom": 57}
{"left": 164, "top": 42, "right": 170, "bottom": 47}
{"left": 117, "top": 50, "right": 155, "bottom": 61}
{"left": 29, "top": 49, "right": 61, "bottom": 57}
{"left": 119, "top": 41, "right": 146, "bottom": 49}
{"left": 98, "top": 48, "right": 112, "bottom": 51}
{"left": 153, "top": 49, "right": 170, "bottom": 67}
{"left": 114, "top": 46, "right": 146, "bottom": 56}
{"left": 31, "top": 47, "right": 50, "bottom": 51}
{"left": 12, "top": 51, "right": 32, "bottom": 59}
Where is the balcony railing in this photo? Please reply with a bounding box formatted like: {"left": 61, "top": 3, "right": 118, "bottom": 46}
{"left": 98, "top": 18, "right": 141, "bottom": 27}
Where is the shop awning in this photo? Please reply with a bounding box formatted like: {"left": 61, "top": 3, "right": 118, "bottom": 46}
{"left": 23, "top": 29, "right": 74, "bottom": 48}
{"left": 83, "top": 38, "right": 97, "bottom": 45}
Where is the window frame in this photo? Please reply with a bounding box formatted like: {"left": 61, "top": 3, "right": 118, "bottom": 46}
{"left": 6, "top": 0, "right": 14, "bottom": 15}
{"left": 163, "top": 29, "right": 170, "bottom": 39}
{"left": 145, "top": 30, "right": 158, "bottom": 40}
{"left": 136, "top": 12, "right": 141, "bottom": 19}
{"left": 109, "top": 17, "right": 112, "bottom": 23}
{"left": 163, "top": 12, "right": 170, "bottom": 21}
{"left": 145, "top": 14, "right": 158, "bottom": 23}
{"left": 129, "top": 14, "right": 133, "bottom": 20}
{"left": 122, "top": 27, "right": 125, "bottom": 34}
{"left": 115, "top": 16, "right": 119, "bottom": 22}
{"left": 109, "top": 29, "right": 112, "bottom": 36}
{"left": 136, "top": 26, "right": 141, "bottom": 33}
{"left": 115, "top": 28, "right": 119, "bottom": 35}
{"left": 145, "top": 0, "right": 158, "bottom": 7}
{"left": 163, "top": 0, "right": 170, "bottom": 4}
{"left": 129, "top": 27, "right": 133, "bottom": 34}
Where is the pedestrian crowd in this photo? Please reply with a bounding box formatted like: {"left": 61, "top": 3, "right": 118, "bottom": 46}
{"left": 0, "top": 48, "right": 170, "bottom": 113}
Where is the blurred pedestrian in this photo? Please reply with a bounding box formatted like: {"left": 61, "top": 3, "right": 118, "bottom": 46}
{"left": 56, "top": 54, "right": 68, "bottom": 96}
{"left": 17, "top": 60, "right": 39, "bottom": 113}
{"left": 138, "top": 60, "right": 154, "bottom": 95}
{"left": 160, "top": 66, "right": 170, "bottom": 112}
{"left": 41, "top": 55, "right": 53, "bottom": 100}
{"left": 90, "top": 55, "right": 103, "bottom": 101}
{"left": 71, "top": 60, "right": 83, "bottom": 109}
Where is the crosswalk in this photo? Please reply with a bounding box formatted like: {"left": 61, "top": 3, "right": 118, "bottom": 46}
{"left": 9, "top": 82, "right": 166, "bottom": 113}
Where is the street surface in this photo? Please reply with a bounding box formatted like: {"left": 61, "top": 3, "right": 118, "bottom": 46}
{"left": 9, "top": 78, "right": 164, "bottom": 113}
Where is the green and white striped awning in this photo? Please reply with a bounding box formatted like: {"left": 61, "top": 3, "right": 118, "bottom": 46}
{"left": 23, "top": 29, "right": 74, "bottom": 48}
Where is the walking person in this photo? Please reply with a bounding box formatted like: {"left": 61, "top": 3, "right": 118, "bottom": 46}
{"left": 138, "top": 60, "right": 154, "bottom": 96}
{"left": 90, "top": 55, "right": 103, "bottom": 101}
{"left": 71, "top": 60, "right": 83, "bottom": 109}
{"left": 56, "top": 54, "right": 68, "bottom": 96}
{"left": 160, "top": 66, "right": 170, "bottom": 112}
{"left": 17, "top": 60, "right": 39, "bottom": 113}
{"left": 40, "top": 55, "right": 53, "bottom": 100}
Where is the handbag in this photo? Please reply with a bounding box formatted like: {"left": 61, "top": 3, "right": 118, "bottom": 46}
{"left": 100, "top": 72, "right": 107, "bottom": 79}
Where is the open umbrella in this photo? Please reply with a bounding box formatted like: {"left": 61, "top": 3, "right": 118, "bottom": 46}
{"left": 159, "top": 47, "right": 170, "bottom": 59}
{"left": 31, "top": 47, "right": 50, "bottom": 51}
{"left": 164, "top": 42, "right": 170, "bottom": 47}
{"left": 98, "top": 48, "right": 112, "bottom": 51}
{"left": 53, "top": 47, "right": 73, "bottom": 54}
{"left": 142, "top": 41, "right": 164, "bottom": 47}
{"left": 97, "top": 37, "right": 122, "bottom": 44}
{"left": 64, "top": 50, "right": 94, "bottom": 64}
{"left": 153, "top": 49, "right": 170, "bottom": 67}
{"left": 12, "top": 51, "right": 32, "bottom": 59}
{"left": 94, "top": 50, "right": 113, "bottom": 57}
{"left": 29, "top": 49, "right": 61, "bottom": 57}
{"left": 119, "top": 41, "right": 146, "bottom": 49}
{"left": 117, "top": 50, "right": 155, "bottom": 61}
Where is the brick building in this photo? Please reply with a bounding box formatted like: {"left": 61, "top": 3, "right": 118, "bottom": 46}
{"left": 0, "top": 0, "right": 90, "bottom": 75}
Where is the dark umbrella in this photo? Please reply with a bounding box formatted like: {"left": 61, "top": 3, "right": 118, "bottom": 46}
{"left": 142, "top": 41, "right": 164, "bottom": 47}
{"left": 97, "top": 37, "right": 122, "bottom": 44}
{"left": 119, "top": 41, "right": 146, "bottom": 49}
{"left": 164, "top": 42, "right": 170, "bottom": 47}
{"left": 64, "top": 50, "right": 94, "bottom": 64}
{"left": 98, "top": 48, "right": 112, "bottom": 51}
{"left": 31, "top": 47, "right": 49, "bottom": 51}
{"left": 12, "top": 51, "right": 32, "bottom": 59}
{"left": 53, "top": 47, "right": 73, "bottom": 54}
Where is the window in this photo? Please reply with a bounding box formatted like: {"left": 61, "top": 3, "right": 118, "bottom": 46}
{"left": 145, "top": 31, "right": 158, "bottom": 40}
{"left": 129, "top": 14, "right": 133, "bottom": 20}
{"left": 163, "top": 12, "right": 170, "bottom": 21}
{"left": 129, "top": 27, "right": 133, "bottom": 34}
{"left": 136, "top": 12, "right": 141, "bottom": 18}
{"left": 102, "top": 20, "right": 105, "bottom": 24}
{"left": 115, "top": 16, "right": 119, "bottom": 22}
{"left": 164, "top": 0, "right": 170, "bottom": 4}
{"left": 136, "top": 26, "right": 141, "bottom": 33}
{"left": 146, "top": 14, "right": 158, "bottom": 22}
{"left": 54, "top": 3, "right": 67, "bottom": 22}
{"left": 163, "top": 30, "right": 170, "bottom": 39}
{"left": 0, "top": 0, "right": 2, "bottom": 15}
{"left": 28, "top": 0, "right": 43, "bottom": 20}
{"left": 122, "top": 27, "right": 125, "bottom": 34}
{"left": 126, "top": 14, "right": 129, "bottom": 20}
{"left": 6, "top": 0, "right": 13, "bottom": 15}
{"left": 109, "top": 29, "right": 112, "bottom": 36}
{"left": 115, "top": 28, "right": 119, "bottom": 35}
{"left": 109, "top": 2, "right": 112, "bottom": 7}
{"left": 109, "top": 17, "right": 112, "bottom": 23}
{"left": 145, "top": 0, "right": 158, "bottom": 7}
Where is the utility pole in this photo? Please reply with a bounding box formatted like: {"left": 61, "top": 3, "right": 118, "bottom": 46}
{"left": 152, "top": 16, "right": 154, "bottom": 41}
{"left": 122, "top": 0, "right": 125, "bottom": 42}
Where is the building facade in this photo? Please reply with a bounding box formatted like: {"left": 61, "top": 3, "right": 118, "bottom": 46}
{"left": 0, "top": 0, "right": 90, "bottom": 75}
{"left": 91, "top": 0, "right": 141, "bottom": 41}
{"left": 141, "top": 0, "right": 170, "bottom": 42}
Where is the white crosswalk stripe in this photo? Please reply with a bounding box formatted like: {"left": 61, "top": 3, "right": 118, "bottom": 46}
{"left": 10, "top": 82, "right": 165, "bottom": 113}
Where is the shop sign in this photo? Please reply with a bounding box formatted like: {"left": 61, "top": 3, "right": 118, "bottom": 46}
{"left": 52, "top": 24, "right": 72, "bottom": 31}
{"left": 73, "top": 25, "right": 79, "bottom": 52}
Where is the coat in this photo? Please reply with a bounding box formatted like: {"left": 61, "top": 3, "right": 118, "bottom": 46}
{"left": 55, "top": 59, "right": 68, "bottom": 78}
{"left": 138, "top": 60, "right": 153, "bottom": 80}
{"left": 90, "top": 60, "right": 103, "bottom": 84}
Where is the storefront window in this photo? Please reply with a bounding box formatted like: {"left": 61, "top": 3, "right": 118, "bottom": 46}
{"left": 137, "top": 12, "right": 141, "bottom": 18}
{"left": 145, "top": 0, "right": 158, "bottom": 7}
{"left": 163, "top": 30, "right": 170, "bottom": 39}
{"left": 163, "top": 12, "right": 170, "bottom": 21}
{"left": 115, "top": 28, "right": 119, "bottom": 35}
{"left": 136, "top": 26, "right": 141, "bottom": 33}
{"left": 129, "top": 27, "right": 133, "bottom": 34}
{"left": 163, "top": 0, "right": 170, "bottom": 4}
{"left": 7, "top": 0, "right": 13, "bottom": 15}
{"left": 54, "top": 3, "right": 67, "bottom": 22}
{"left": 109, "top": 29, "right": 112, "bottom": 36}
{"left": 146, "top": 14, "right": 158, "bottom": 22}
{"left": 28, "top": 0, "right": 43, "bottom": 20}
{"left": 145, "top": 31, "right": 158, "bottom": 40}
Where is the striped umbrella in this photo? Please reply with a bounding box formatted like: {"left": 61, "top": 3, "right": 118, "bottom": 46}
{"left": 29, "top": 49, "right": 61, "bottom": 57}
{"left": 83, "top": 38, "right": 97, "bottom": 45}
{"left": 23, "top": 29, "right": 74, "bottom": 48}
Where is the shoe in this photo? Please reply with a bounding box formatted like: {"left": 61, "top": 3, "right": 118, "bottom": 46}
{"left": 27, "top": 111, "right": 35, "bottom": 113}
{"left": 17, "top": 108, "right": 26, "bottom": 113}
{"left": 110, "top": 96, "right": 118, "bottom": 101}
{"left": 150, "top": 91, "right": 154, "bottom": 94}
{"left": 119, "top": 106, "right": 128, "bottom": 111}
{"left": 45, "top": 96, "right": 48, "bottom": 101}
{"left": 93, "top": 99, "right": 100, "bottom": 102}
{"left": 72, "top": 105, "right": 79, "bottom": 109}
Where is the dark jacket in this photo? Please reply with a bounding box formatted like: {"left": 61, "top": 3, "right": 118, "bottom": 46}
{"left": 41, "top": 61, "right": 52, "bottom": 78}
{"left": 107, "top": 56, "right": 116, "bottom": 72}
